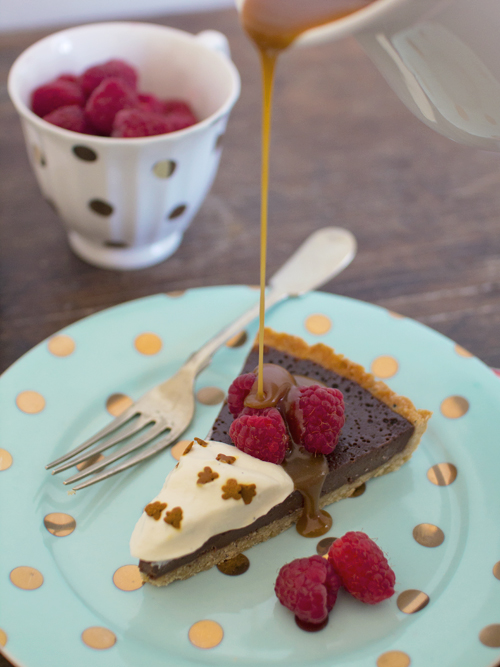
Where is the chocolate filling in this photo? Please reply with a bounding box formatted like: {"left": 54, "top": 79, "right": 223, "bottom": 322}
{"left": 139, "top": 346, "right": 414, "bottom": 579}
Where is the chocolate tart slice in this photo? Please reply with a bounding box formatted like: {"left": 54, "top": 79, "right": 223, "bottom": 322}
{"left": 134, "top": 329, "right": 431, "bottom": 586}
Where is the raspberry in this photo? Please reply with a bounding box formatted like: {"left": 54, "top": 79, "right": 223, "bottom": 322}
{"left": 80, "top": 59, "right": 138, "bottom": 97}
{"left": 112, "top": 108, "right": 173, "bottom": 138}
{"left": 275, "top": 555, "right": 342, "bottom": 624}
{"left": 328, "top": 531, "right": 395, "bottom": 604}
{"left": 31, "top": 79, "right": 85, "bottom": 118}
{"left": 163, "top": 99, "right": 196, "bottom": 116}
{"left": 162, "top": 111, "right": 198, "bottom": 133}
{"left": 43, "top": 105, "right": 95, "bottom": 134}
{"left": 85, "top": 78, "right": 138, "bottom": 135}
{"left": 287, "top": 384, "right": 345, "bottom": 455}
{"left": 137, "top": 93, "right": 164, "bottom": 114}
{"left": 229, "top": 407, "right": 289, "bottom": 464}
{"left": 56, "top": 74, "right": 79, "bottom": 84}
{"left": 227, "top": 373, "right": 256, "bottom": 417}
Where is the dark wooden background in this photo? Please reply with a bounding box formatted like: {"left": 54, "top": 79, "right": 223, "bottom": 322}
{"left": 1, "top": 7, "right": 500, "bottom": 665}
{"left": 2, "top": 8, "right": 500, "bottom": 376}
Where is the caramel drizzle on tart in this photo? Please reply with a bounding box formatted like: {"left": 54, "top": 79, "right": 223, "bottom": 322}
{"left": 144, "top": 502, "right": 167, "bottom": 521}
{"left": 221, "top": 479, "right": 257, "bottom": 505}
{"left": 164, "top": 507, "right": 183, "bottom": 529}
{"left": 197, "top": 466, "right": 220, "bottom": 484}
{"left": 243, "top": 362, "right": 332, "bottom": 537}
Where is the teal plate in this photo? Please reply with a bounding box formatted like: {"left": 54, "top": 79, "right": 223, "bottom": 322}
{"left": 1, "top": 287, "right": 500, "bottom": 667}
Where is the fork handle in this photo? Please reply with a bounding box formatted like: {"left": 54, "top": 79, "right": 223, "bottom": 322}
{"left": 182, "top": 227, "right": 356, "bottom": 376}
{"left": 183, "top": 288, "right": 285, "bottom": 375}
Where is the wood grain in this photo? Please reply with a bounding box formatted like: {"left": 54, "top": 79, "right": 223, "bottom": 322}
{"left": 1, "top": 8, "right": 500, "bottom": 666}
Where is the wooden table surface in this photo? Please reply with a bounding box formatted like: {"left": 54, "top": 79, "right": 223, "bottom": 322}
{"left": 1, "top": 8, "right": 500, "bottom": 667}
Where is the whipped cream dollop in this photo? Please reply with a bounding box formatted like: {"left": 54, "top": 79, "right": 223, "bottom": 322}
{"left": 130, "top": 440, "right": 294, "bottom": 562}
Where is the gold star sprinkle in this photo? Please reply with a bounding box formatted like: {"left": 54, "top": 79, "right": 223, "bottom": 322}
{"left": 194, "top": 437, "right": 208, "bottom": 447}
{"left": 145, "top": 501, "right": 167, "bottom": 520}
{"left": 197, "top": 466, "right": 220, "bottom": 485}
{"left": 217, "top": 453, "right": 236, "bottom": 464}
{"left": 164, "top": 507, "right": 183, "bottom": 529}
{"left": 221, "top": 479, "right": 257, "bottom": 504}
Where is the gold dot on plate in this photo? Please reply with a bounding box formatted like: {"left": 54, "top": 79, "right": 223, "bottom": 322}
{"left": 188, "top": 620, "right": 224, "bottom": 649}
{"left": 16, "top": 390, "right": 45, "bottom": 414}
{"left": 454, "top": 344, "right": 473, "bottom": 358}
{"left": 152, "top": 159, "right": 176, "bottom": 178}
{"left": 134, "top": 333, "right": 162, "bottom": 356}
{"left": 413, "top": 523, "right": 444, "bottom": 548}
{"left": 316, "top": 537, "right": 337, "bottom": 556}
{"left": 427, "top": 463, "right": 457, "bottom": 486}
{"left": 479, "top": 624, "right": 500, "bottom": 648}
{"left": 106, "top": 393, "right": 133, "bottom": 416}
{"left": 113, "top": 565, "right": 144, "bottom": 591}
{"left": 441, "top": 395, "right": 469, "bottom": 419}
{"left": 493, "top": 562, "right": 500, "bottom": 580}
{"left": 10, "top": 566, "right": 44, "bottom": 590}
{"left": 166, "top": 290, "right": 185, "bottom": 298}
{"left": 170, "top": 439, "right": 193, "bottom": 461}
{"left": 397, "top": 589, "right": 430, "bottom": 614}
{"left": 376, "top": 651, "right": 411, "bottom": 667}
{"left": 0, "top": 629, "right": 7, "bottom": 647}
{"left": 388, "top": 311, "right": 405, "bottom": 319}
{"left": 217, "top": 554, "right": 250, "bottom": 576}
{"left": 226, "top": 331, "right": 248, "bottom": 348}
{"left": 351, "top": 482, "right": 366, "bottom": 497}
{"left": 371, "top": 356, "right": 399, "bottom": 379}
{"left": 81, "top": 627, "right": 116, "bottom": 650}
{"left": 196, "top": 387, "right": 225, "bottom": 406}
{"left": 305, "top": 314, "right": 332, "bottom": 335}
{"left": 44, "top": 512, "right": 76, "bottom": 537}
{"left": 48, "top": 334, "right": 75, "bottom": 357}
{"left": 0, "top": 449, "right": 13, "bottom": 471}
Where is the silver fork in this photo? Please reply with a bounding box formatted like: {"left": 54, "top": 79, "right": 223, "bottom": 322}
{"left": 46, "top": 227, "right": 356, "bottom": 491}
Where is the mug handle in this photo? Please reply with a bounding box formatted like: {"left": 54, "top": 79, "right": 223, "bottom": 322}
{"left": 196, "top": 30, "right": 231, "bottom": 59}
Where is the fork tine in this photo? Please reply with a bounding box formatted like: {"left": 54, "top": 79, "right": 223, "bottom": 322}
{"left": 51, "top": 415, "right": 152, "bottom": 475}
{"left": 45, "top": 404, "right": 140, "bottom": 470}
{"left": 70, "top": 427, "right": 184, "bottom": 491}
{"left": 63, "top": 422, "right": 169, "bottom": 485}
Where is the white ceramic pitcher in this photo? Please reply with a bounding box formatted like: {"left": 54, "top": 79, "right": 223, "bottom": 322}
{"left": 236, "top": 0, "right": 500, "bottom": 151}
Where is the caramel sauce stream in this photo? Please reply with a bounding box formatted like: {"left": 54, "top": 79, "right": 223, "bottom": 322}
{"left": 239, "top": 0, "right": 376, "bottom": 533}
{"left": 241, "top": 0, "right": 375, "bottom": 398}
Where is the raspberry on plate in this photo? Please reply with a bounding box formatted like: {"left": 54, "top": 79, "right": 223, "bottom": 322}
{"left": 275, "top": 555, "right": 342, "bottom": 625}
{"left": 328, "top": 531, "right": 395, "bottom": 604}
{"left": 287, "top": 384, "right": 345, "bottom": 455}
{"left": 80, "top": 59, "right": 138, "bottom": 97}
{"left": 112, "top": 108, "right": 173, "bottom": 138}
{"left": 43, "top": 105, "right": 95, "bottom": 134}
{"left": 227, "top": 373, "right": 256, "bottom": 417}
{"left": 85, "top": 78, "right": 138, "bottom": 135}
{"left": 229, "top": 407, "right": 289, "bottom": 464}
{"left": 31, "top": 79, "right": 85, "bottom": 118}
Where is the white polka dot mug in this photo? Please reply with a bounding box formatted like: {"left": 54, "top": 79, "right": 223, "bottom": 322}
{"left": 8, "top": 22, "right": 241, "bottom": 270}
